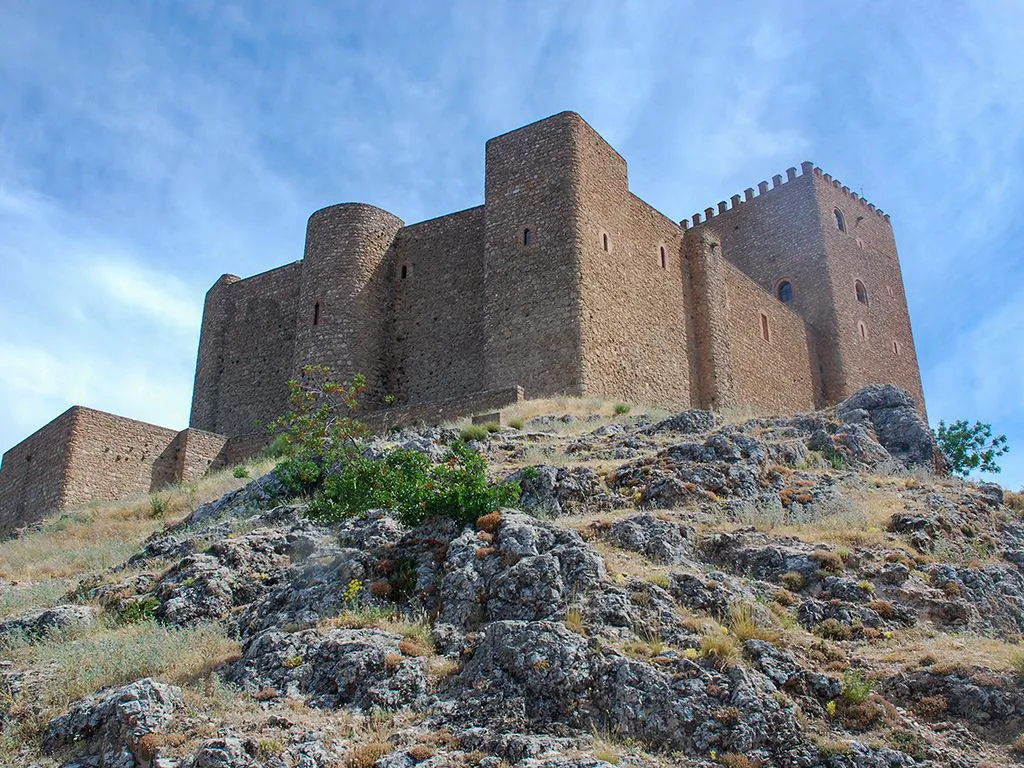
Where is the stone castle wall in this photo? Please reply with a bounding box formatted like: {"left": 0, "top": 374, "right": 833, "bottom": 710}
{"left": 61, "top": 408, "right": 182, "bottom": 510}
{"left": 575, "top": 113, "right": 692, "bottom": 407}
{"left": 723, "top": 263, "right": 816, "bottom": 414}
{"left": 809, "top": 171, "right": 926, "bottom": 416}
{"left": 190, "top": 262, "right": 302, "bottom": 436}
{"left": 0, "top": 408, "right": 77, "bottom": 536}
{"left": 482, "top": 113, "right": 585, "bottom": 398}
{"left": 1, "top": 111, "right": 928, "bottom": 534}
{"left": 387, "top": 206, "right": 486, "bottom": 404}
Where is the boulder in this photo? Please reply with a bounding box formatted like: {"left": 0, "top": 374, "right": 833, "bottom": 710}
{"left": 836, "top": 384, "right": 944, "bottom": 471}
{"left": 43, "top": 678, "right": 183, "bottom": 768}
{"left": 0, "top": 603, "right": 97, "bottom": 646}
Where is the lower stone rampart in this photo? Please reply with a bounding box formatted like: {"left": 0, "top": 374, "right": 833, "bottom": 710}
{"left": 0, "top": 387, "right": 526, "bottom": 534}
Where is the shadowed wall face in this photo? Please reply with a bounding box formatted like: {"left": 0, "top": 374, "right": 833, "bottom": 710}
{"left": 189, "top": 263, "right": 302, "bottom": 436}
{"left": 387, "top": 206, "right": 486, "bottom": 405}
{"left": 0, "top": 407, "right": 186, "bottom": 534}
{"left": 0, "top": 408, "right": 76, "bottom": 536}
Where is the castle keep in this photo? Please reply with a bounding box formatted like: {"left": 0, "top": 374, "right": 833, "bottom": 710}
{"left": 0, "top": 111, "right": 925, "bottom": 533}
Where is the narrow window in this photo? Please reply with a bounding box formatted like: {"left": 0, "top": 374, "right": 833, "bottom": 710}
{"left": 893, "top": 340, "right": 900, "bottom": 355}
{"left": 887, "top": 285, "right": 895, "bottom": 298}
{"left": 777, "top": 280, "right": 793, "bottom": 303}
{"left": 659, "top": 246, "right": 666, "bottom": 269}
{"left": 760, "top": 313, "right": 770, "bottom": 342}
{"left": 523, "top": 228, "right": 532, "bottom": 246}
{"left": 602, "top": 233, "right": 609, "bottom": 252}
{"left": 313, "top": 301, "right": 320, "bottom": 326}
{"left": 855, "top": 280, "right": 868, "bottom": 305}
{"left": 834, "top": 208, "right": 846, "bottom": 232}
{"left": 401, "top": 264, "right": 408, "bottom": 279}
{"left": 858, "top": 321, "right": 868, "bottom": 339}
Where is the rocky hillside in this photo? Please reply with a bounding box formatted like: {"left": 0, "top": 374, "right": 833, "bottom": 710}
{"left": 3, "top": 385, "right": 1024, "bottom": 768}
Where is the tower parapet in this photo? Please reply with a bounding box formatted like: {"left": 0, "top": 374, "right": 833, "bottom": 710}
{"left": 681, "top": 162, "right": 891, "bottom": 229}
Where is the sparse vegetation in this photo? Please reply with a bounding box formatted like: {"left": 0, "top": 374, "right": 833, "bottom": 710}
{"left": 459, "top": 424, "right": 491, "bottom": 442}
{"left": 840, "top": 669, "right": 873, "bottom": 704}
{"left": 779, "top": 570, "right": 806, "bottom": 592}
{"left": 700, "top": 632, "right": 739, "bottom": 670}
{"left": 613, "top": 403, "right": 631, "bottom": 415}
{"left": 727, "top": 602, "right": 776, "bottom": 643}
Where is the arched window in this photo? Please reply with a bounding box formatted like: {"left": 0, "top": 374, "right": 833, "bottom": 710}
{"left": 523, "top": 228, "right": 532, "bottom": 246}
{"left": 855, "top": 280, "right": 868, "bottom": 305}
{"left": 760, "top": 313, "right": 771, "bottom": 342}
{"left": 659, "top": 246, "right": 666, "bottom": 269}
{"left": 401, "top": 264, "right": 408, "bottom": 279}
{"left": 834, "top": 208, "right": 846, "bottom": 232}
{"left": 858, "top": 321, "right": 868, "bottom": 339}
{"left": 777, "top": 280, "right": 793, "bottom": 303}
{"left": 602, "top": 233, "right": 609, "bottom": 252}
{"left": 313, "top": 301, "right": 320, "bottom": 326}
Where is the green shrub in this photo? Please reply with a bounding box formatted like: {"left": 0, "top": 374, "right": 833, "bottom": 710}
{"left": 485, "top": 421, "right": 502, "bottom": 433}
{"left": 149, "top": 494, "right": 166, "bottom": 517}
{"left": 613, "top": 403, "right": 632, "bottom": 415}
{"left": 460, "top": 424, "right": 490, "bottom": 442}
{"left": 262, "top": 434, "right": 291, "bottom": 460}
{"left": 114, "top": 596, "right": 161, "bottom": 625}
{"left": 232, "top": 465, "right": 249, "bottom": 479}
{"left": 267, "top": 366, "right": 370, "bottom": 495}
{"left": 826, "top": 448, "right": 848, "bottom": 470}
{"left": 508, "top": 418, "right": 525, "bottom": 430}
{"left": 841, "top": 669, "right": 873, "bottom": 704}
{"left": 308, "top": 441, "right": 518, "bottom": 527}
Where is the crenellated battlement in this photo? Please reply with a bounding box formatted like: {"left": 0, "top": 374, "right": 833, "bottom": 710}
{"left": 680, "top": 161, "right": 890, "bottom": 229}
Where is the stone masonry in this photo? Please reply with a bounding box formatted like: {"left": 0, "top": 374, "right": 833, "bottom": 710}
{"left": 0, "top": 111, "right": 926, "bottom": 532}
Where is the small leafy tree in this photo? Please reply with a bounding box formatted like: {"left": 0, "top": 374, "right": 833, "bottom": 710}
{"left": 934, "top": 419, "right": 1009, "bottom": 477}
{"left": 267, "top": 366, "right": 518, "bottom": 524}
{"left": 265, "top": 365, "right": 369, "bottom": 494}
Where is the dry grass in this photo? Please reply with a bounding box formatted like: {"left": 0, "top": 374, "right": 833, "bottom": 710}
{"left": 0, "top": 619, "right": 240, "bottom": 755}
{"left": 727, "top": 602, "right": 778, "bottom": 643}
{"left": 699, "top": 631, "right": 739, "bottom": 670}
{"left": 1005, "top": 489, "right": 1024, "bottom": 513}
{"left": 495, "top": 396, "right": 674, "bottom": 437}
{"left": 0, "top": 461, "right": 275, "bottom": 584}
{"left": 731, "top": 483, "right": 909, "bottom": 550}
{"left": 0, "top": 578, "right": 75, "bottom": 620}
{"left": 586, "top": 538, "right": 676, "bottom": 584}
{"left": 857, "top": 628, "right": 1024, "bottom": 672}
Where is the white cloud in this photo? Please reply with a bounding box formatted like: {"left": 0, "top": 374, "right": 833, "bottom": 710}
{"left": 925, "top": 290, "right": 1024, "bottom": 424}
{"left": 86, "top": 257, "right": 200, "bottom": 333}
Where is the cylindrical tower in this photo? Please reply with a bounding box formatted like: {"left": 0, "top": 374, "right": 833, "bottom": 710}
{"left": 293, "top": 203, "right": 404, "bottom": 405}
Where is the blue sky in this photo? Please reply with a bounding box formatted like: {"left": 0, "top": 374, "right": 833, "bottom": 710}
{"left": 1, "top": 1, "right": 1022, "bottom": 488}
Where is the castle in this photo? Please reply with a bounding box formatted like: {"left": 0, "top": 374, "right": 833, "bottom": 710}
{"left": 0, "top": 112, "right": 925, "bottom": 533}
